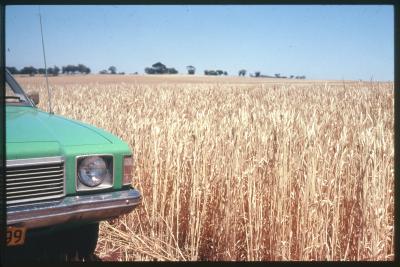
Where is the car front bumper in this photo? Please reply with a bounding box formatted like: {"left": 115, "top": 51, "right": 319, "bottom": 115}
{"left": 7, "top": 188, "right": 142, "bottom": 229}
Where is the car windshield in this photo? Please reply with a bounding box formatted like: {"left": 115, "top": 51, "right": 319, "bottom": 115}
{"left": 5, "top": 72, "right": 33, "bottom": 106}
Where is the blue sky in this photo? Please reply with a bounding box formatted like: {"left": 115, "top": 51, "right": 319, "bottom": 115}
{"left": 5, "top": 5, "right": 394, "bottom": 81}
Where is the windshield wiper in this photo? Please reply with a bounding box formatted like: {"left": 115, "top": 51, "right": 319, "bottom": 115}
{"left": 5, "top": 96, "right": 22, "bottom": 102}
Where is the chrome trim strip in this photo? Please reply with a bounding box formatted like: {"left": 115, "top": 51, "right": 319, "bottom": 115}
{"left": 6, "top": 156, "right": 64, "bottom": 167}
{"left": 7, "top": 193, "right": 65, "bottom": 205}
{"left": 6, "top": 185, "right": 62, "bottom": 196}
{"left": 7, "top": 178, "right": 63, "bottom": 186}
{"left": 63, "top": 156, "right": 67, "bottom": 197}
{"left": 7, "top": 169, "right": 63, "bottom": 177}
{"left": 7, "top": 189, "right": 142, "bottom": 229}
{"left": 6, "top": 156, "right": 66, "bottom": 205}
{"left": 7, "top": 173, "right": 63, "bottom": 181}
{"left": 7, "top": 166, "right": 62, "bottom": 173}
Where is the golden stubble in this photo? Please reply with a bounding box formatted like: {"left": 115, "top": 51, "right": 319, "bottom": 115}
{"left": 17, "top": 75, "right": 394, "bottom": 261}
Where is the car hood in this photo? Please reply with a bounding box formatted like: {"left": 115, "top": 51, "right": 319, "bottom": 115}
{"left": 6, "top": 106, "right": 113, "bottom": 146}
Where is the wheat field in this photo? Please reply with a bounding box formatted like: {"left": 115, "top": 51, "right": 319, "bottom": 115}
{"left": 16, "top": 74, "right": 394, "bottom": 261}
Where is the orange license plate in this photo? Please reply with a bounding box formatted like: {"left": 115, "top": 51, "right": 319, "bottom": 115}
{"left": 7, "top": 226, "right": 26, "bottom": 246}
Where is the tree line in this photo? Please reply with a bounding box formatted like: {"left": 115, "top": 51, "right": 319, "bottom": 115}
{"left": 143, "top": 62, "right": 229, "bottom": 76}
{"left": 247, "top": 71, "right": 306, "bottom": 79}
{"left": 6, "top": 64, "right": 91, "bottom": 76}
{"left": 142, "top": 63, "right": 305, "bottom": 79}
{"left": 7, "top": 62, "right": 306, "bottom": 79}
{"left": 204, "top": 70, "right": 228, "bottom": 76}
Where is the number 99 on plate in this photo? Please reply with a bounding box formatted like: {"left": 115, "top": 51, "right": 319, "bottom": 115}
{"left": 6, "top": 226, "right": 26, "bottom": 246}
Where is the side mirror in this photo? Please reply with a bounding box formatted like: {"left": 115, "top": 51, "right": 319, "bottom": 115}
{"left": 27, "top": 92, "right": 39, "bottom": 105}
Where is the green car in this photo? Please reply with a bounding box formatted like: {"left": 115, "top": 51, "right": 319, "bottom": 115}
{"left": 5, "top": 70, "right": 142, "bottom": 258}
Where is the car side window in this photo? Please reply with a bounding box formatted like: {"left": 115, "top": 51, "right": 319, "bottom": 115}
{"left": 6, "top": 82, "right": 14, "bottom": 96}
{"left": 5, "top": 81, "right": 28, "bottom": 105}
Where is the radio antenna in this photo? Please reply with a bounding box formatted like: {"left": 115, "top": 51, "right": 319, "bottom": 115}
{"left": 38, "top": 6, "right": 53, "bottom": 114}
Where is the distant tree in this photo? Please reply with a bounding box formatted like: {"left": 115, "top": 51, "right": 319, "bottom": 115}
{"left": 145, "top": 67, "right": 155, "bottom": 74}
{"left": 62, "top": 65, "right": 78, "bottom": 75}
{"left": 43, "top": 66, "right": 59, "bottom": 76}
{"left": 77, "top": 64, "right": 84, "bottom": 74}
{"left": 167, "top": 68, "right": 178, "bottom": 74}
{"left": 99, "top": 70, "right": 108, "bottom": 74}
{"left": 62, "top": 65, "right": 74, "bottom": 74}
{"left": 238, "top": 69, "right": 246, "bottom": 76}
{"left": 6, "top": 66, "right": 19, "bottom": 74}
{"left": 205, "top": 70, "right": 219, "bottom": 76}
{"left": 216, "top": 70, "right": 223, "bottom": 75}
{"left": 290, "top": 75, "right": 294, "bottom": 79}
{"left": 145, "top": 62, "right": 177, "bottom": 74}
{"left": 38, "top": 68, "right": 46, "bottom": 75}
{"left": 223, "top": 71, "right": 228, "bottom": 76}
{"left": 20, "top": 66, "right": 37, "bottom": 76}
{"left": 149, "top": 62, "right": 167, "bottom": 74}
{"left": 108, "top": 66, "right": 117, "bottom": 74}
{"left": 51, "top": 66, "right": 60, "bottom": 76}
{"left": 186, "top": 65, "right": 196, "bottom": 75}
{"left": 275, "top": 73, "right": 281, "bottom": 78}
{"left": 255, "top": 71, "right": 260, "bottom": 77}
{"left": 71, "top": 65, "right": 78, "bottom": 74}
{"left": 64, "top": 65, "right": 70, "bottom": 74}
{"left": 152, "top": 62, "right": 167, "bottom": 73}
{"left": 77, "top": 64, "right": 91, "bottom": 74}
{"left": 118, "top": 72, "right": 125, "bottom": 75}
{"left": 152, "top": 62, "right": 165, "bottom": 68}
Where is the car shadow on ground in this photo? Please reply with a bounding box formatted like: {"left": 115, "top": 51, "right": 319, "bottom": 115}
{"left": 5, "top": 247, "right": 103, "bottom": 262}
{"left": 5, "top": 241, "right": 102, "bottom": 262}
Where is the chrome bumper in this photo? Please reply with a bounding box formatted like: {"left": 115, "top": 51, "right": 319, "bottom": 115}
{"left": 7, "top": 189, "right": 142, "bottom": 229}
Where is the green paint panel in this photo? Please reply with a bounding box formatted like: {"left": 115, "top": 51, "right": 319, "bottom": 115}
{"left": 6, "top": 105, "right": 132, "bottom": 195}
{"left": 6, "top": 142, "right": 62, "bottom": 160}
{"left": 6, "top": 106, "right": 112, "bottom": 145}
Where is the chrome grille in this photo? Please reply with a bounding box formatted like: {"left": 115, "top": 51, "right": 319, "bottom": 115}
{"left": 6, "top": 156, "right": 65, "bottom": 205}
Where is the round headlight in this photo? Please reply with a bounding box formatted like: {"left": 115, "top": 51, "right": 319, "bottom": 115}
{"left": 78, "top": 156, "right": 110, "bottom": 187}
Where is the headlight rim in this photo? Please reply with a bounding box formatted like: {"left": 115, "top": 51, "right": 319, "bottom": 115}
{"left": 75, "top": 154, "right": 114, "bottom": 192}
{"left": 78, "top": 156, "right": 109, "bottom": 187}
